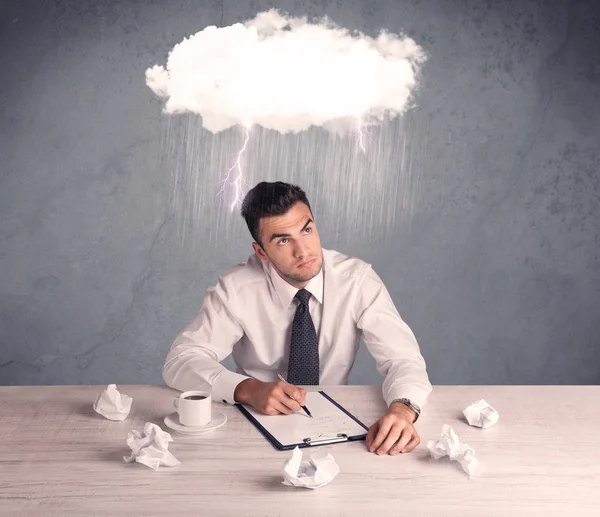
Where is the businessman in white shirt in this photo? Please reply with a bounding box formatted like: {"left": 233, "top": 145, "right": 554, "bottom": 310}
{"left": 163, "top": 181, "right": 432, "bottom": 456}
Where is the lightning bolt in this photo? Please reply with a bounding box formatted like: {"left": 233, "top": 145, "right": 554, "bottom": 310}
{"left": 219, "top": 120, "right": 366, "bottom": 211}
{"left": 356, "top": 119, "right": 369, "bottom": 153}
{"left": 218, "top": 126, "right": 251, "bottom": 211}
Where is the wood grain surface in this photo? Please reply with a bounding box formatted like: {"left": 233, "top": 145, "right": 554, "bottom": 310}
{"left": 0, "top": 385, "right": 598, "bottom": 516}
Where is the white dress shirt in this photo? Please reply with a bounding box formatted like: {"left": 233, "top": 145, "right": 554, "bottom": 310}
{"left": 163, "top": 248, "right": 433, "bottom": 409}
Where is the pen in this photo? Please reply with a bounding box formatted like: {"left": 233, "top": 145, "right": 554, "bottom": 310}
{"left": 277, "top": 374, "right": 313, "bottom": 418}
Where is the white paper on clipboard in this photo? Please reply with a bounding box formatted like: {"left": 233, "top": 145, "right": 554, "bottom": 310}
{"left": 241, "top": 391, "right": 368, "bottom": 446}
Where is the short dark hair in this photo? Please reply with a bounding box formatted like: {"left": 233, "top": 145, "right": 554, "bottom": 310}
{"left": 241, "top": 181, "right": 312, "bottom": 246}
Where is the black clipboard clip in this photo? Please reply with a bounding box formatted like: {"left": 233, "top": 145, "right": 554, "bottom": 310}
{"left": 302, "top": 433, "right": 349, "bottom": 446}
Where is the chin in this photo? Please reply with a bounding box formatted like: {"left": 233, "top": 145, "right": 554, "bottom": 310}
{"left": 299, "top": 261, "right": 322, "bottom": 281}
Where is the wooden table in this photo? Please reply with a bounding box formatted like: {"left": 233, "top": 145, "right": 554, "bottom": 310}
{"left": 0, "top": 385, "right": 598, "bottom": 516}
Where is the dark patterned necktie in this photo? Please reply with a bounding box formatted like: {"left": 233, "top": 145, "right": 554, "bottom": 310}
{"left": 287, "top": 288, "right": 320, "bottom": 385}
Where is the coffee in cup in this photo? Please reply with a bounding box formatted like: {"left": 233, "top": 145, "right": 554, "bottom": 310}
{"left": 174, "top": 390, "right": 211, "bottom": 427}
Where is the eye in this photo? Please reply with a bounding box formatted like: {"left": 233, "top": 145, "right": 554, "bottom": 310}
{"left": 304, "top": 227, "right": 312, "bottom": 234}
{"left": 278, "top": 238, "right": 289, "bottom": 245}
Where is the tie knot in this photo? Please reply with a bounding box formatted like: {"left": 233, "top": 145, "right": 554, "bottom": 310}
{"left": 295, "top": 289, "right": 311, "bottom": 306}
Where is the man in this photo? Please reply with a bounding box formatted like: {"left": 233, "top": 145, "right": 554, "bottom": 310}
{"left": 163, "top": 181, "right": 432, "bottom": 456}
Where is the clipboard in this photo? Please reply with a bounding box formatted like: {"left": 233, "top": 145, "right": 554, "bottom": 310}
{"left": 236, "top": 390, "right": 369, "bottom": 450}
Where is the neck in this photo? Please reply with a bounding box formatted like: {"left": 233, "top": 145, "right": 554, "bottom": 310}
{"left": 275, "top": 269, "right": 309, "bottom": 289}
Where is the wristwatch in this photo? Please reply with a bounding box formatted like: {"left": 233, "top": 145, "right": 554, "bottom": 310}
{"left": 390, "top": 398, "right": 421, "bottom": 423}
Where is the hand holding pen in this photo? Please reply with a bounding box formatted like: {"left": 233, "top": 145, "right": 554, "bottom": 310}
{"left": 277, "top": 374, "right": 313, "bottom": 418}
{"left": 232, "top": 376, "right": 312, "bottom": 416}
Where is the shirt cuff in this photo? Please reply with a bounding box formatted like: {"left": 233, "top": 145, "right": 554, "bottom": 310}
{"left": 211, "top": 369, "right": 251, "bottom": 405}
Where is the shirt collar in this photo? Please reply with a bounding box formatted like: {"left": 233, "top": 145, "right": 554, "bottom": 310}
{"left": 268, "top": 262, "right": 324, "bottom": 308}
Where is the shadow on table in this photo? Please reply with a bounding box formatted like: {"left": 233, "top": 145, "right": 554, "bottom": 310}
{"left": 414, "top": 449, "right": 435, "bottom": 464}
{"left": 456, "top": 411, "right": 469, "bottom": 424}
{"left": 97, "top": 448, "right": 130, "bottom": 464}
{"left": 74, "top": 402, "right": 99, "bottom": 418}
{"left": 251, "top": 475, "right": 298, "bottom": 491}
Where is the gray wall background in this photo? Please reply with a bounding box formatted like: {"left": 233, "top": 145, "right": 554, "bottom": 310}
{"left": 1, "top": 0, "right": 599, "bottom": 387}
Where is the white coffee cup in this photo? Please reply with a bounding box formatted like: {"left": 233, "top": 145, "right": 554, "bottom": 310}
{"left": 174, "top": 390, "right": 212, "bottom": 427}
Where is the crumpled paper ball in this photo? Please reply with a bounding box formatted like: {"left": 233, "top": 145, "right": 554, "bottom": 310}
{"left": 123, "top": 422, "right": 181, "bottom": 470}
{"left": 93, "top": 384, "right": 133, "bottom": 421}
{"left": 282, "top": 447, "right": 340, "bottom": 489}
{"left": 462, "top": 399, "right": 499, "bottom": 428}
{"left": 427, "top": 424, "right": 479, "bottom": 476}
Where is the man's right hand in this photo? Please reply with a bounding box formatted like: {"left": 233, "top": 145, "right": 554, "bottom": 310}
{"left": 234, "top": 378, "right": 307, "bottom": 415}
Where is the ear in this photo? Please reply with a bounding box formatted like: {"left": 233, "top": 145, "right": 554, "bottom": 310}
{"left": 252, "top": 242, "right": 270, "bottom": 263}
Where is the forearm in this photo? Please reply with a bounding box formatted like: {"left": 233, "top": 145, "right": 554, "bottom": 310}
{"left": 381, "top": 356, "right": 432, "bottom": 409}
{"left": 233, "top": 378, "right": 260, "bottom": 404}
{"left": 163, "top": 342, "right": 250, "bottom": 403}
{"left": 163, "top": 341, "right": 226, "bottom": 392}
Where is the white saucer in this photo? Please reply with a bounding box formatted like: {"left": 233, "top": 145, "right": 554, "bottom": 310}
{"left": 164, "top": 411, "right": 227, "bottom": 435}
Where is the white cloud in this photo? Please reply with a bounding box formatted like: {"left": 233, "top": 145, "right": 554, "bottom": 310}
{"left": 146, "top": 9, "right": 426, "bottom": 133}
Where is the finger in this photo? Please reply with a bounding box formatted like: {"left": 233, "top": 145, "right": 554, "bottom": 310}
{"left": 280, "top": 395, "right": 301, "bottom": 412}
{"left": 274, "top": 386, "right": 301, "bottom": 412}
{"left": 280, "top": 381, "right": 302, "bottom": 402}
{"left": 389, "top": 428, "right": 413, "bottom": 456}
{"left": 366, "top": 423, "right": 378, "bottom": 449}
{"left": 369, "top": 419, "right": 394, "bottom": 453}
{"left": 273, "top": 399, "right": 294, "bottom": 415}
{"left": 266, "top": 396, "right": 293, "bottom": 415}
{"left": 401, "top": 434, "right": 421, "bottom": 453}
{"left": 296, "top": 387, "right": 307, "bottom": 405}
{"left": 377, "top": 425, "right": 403, "bottom": 456}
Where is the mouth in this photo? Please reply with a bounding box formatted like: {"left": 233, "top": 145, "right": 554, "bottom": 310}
{"left": 297, "top": 258, "right": 316, "bottom": 268}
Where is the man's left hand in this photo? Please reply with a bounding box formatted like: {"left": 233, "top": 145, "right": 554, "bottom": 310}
{"left": 366, "top": 402, "right": 420, "bottom": 456}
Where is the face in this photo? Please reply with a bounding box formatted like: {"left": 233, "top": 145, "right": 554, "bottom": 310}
{"left": 252, "top": 202, "right": 323, "bottom": 288}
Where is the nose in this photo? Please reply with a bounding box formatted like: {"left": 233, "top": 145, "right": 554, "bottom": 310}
{"left": 293, "top": 240, "right": 309, "bottom": 258}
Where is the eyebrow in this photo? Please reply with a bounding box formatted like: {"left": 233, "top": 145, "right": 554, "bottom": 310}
{"left": 269, "top": 218, "right": 313, "bottom": 243}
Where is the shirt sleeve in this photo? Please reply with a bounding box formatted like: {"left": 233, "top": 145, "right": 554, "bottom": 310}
{"left": 162, "top": 277, "right": 249, "bottom": 405}
{"left": 355, "top": 266, "right": 433, "bottom": 410}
